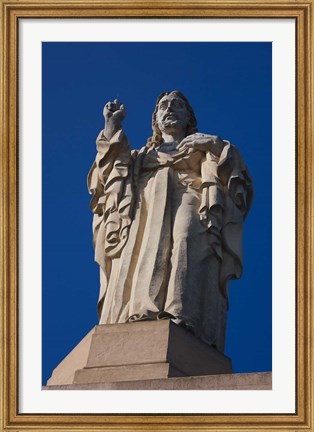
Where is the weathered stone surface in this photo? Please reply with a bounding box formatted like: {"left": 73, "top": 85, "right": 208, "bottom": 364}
{"left": 74, "top": 363, "right": 185, "bottom": 384}
{"left": 47, "top": 321, "right": 232, "bottom": 386}
{"left": 44, "top": 372, "right": 272, "bottom": 391}
{"left": 86, "top": 321, "right": 170, "bottom": 368}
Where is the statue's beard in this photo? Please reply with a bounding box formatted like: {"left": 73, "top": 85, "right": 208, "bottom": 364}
{"left": 161, "top": 118, "right": 185, "bottom": 130}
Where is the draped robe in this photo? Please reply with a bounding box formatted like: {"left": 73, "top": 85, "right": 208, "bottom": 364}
{"left": 88, "top": 129, "right": 253, "bottom": 352}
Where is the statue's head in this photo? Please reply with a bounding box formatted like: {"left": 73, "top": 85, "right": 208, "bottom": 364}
{"left": 147, "top": 91, "right": 198, "bottom": 148}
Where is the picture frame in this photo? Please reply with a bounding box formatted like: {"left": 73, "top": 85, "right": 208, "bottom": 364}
{"left": 0, "top": 0, "right": 313, "bottom": 431}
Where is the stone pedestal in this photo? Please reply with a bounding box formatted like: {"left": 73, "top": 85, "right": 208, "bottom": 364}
{"left": 47, "top": 320, "right": 232, "bottom": 386}
{"left": 44, "top": 372, "right": 272, "bottom": 390}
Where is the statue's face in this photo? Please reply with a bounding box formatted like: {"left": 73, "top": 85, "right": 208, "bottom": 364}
{"left": 156, "top": 93, "right": 190, "bottom": 133}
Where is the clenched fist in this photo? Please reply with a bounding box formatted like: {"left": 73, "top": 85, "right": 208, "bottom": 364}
{"left": 103, "top": 99, "right": 127, "bottom": 141}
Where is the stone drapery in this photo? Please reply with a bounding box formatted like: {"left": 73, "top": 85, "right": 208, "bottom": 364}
{"left": 88, "top": 129, "right": 253, "bottom": 352}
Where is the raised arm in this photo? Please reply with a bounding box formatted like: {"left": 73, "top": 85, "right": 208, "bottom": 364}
{"left": 88, "top": 99, "right": 132, "bottom": 216}
{"left": 88, "top": 99, "right": 134, "bottom": 268}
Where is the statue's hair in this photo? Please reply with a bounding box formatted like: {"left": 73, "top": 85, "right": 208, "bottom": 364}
{"left": 146, "top": 90, "right": 198, "bottom": 148}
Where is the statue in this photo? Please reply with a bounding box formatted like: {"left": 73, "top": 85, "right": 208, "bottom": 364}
{"left": 88, "top": 91, "right": 253, "bottom": 353}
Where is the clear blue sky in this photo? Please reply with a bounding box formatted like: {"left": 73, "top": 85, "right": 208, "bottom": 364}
{"left": 42, "top": 42, "right": 272, "bottom": 385}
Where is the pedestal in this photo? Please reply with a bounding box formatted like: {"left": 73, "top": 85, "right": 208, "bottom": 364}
{"left": 44, "top": 372, "right": 272, "bottom": 390}
{"left": 47, "top": 320, "right": 233, "bottom": 386}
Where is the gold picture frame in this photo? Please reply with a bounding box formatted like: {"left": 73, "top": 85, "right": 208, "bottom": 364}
{"left": 0, "top": 0, "right": 313, "bottom": 430}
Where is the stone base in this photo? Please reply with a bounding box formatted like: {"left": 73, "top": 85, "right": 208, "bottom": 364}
{"left": 44, "top": 372, "right": 272, "bottom": 390}
{"left": 47, "top": 320, "right": 232, "bottom": 386}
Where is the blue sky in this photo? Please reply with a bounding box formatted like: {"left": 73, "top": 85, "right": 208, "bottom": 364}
{"left": 42, "top": 42, "right": 272, "bottom": 385}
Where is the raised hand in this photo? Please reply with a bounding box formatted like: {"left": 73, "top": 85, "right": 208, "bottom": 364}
{"left": 176, "top": 133, "right": 224, "bottom": 157}
{"left": 103, "top": 99, "right": 127, "bottom": 141}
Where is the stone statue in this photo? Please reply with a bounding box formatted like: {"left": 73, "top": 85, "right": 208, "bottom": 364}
{"left": 88, "top": 91, "right": 253, "bottom": 353}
